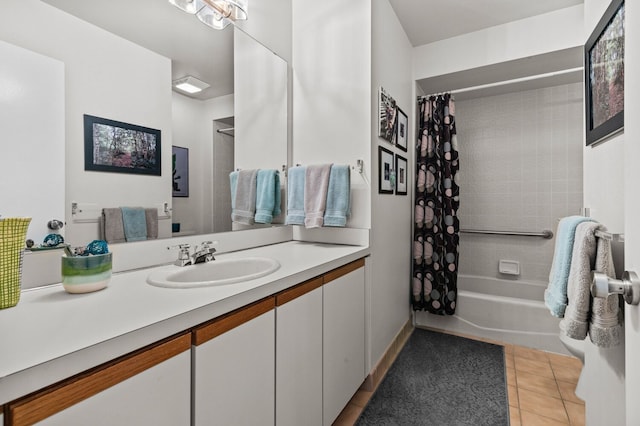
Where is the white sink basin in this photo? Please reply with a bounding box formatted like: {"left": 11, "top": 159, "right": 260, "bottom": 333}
{"left": 147, "top": 257, "right": 280, "bottom": 288}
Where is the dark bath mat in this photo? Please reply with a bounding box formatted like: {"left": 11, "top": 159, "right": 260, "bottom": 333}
{"left": 357, "top": 328, "right": 509, "bottom": 426}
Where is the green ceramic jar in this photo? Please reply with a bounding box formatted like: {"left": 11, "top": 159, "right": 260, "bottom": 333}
{"left": 61, "top": 252, "right": 112, "bottom": 294}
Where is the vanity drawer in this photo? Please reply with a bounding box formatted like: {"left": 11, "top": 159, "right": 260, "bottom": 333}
{"left": 7, "top": 333, "right": 191, "bottom": 426}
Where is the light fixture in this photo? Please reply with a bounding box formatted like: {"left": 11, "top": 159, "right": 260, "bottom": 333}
{"left": 172, "top": 75, "right": 210, "bottom": 94}
{"left": 169, "top": 0, "right": 248, "bottom": 30}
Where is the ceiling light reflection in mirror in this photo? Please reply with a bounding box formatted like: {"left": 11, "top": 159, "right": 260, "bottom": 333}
{"left": 169, "top": 0, "right": 248, "bottom": 30}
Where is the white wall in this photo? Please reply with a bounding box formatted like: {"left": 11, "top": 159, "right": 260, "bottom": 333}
{"left": 369, "top": 0, "right": 414, "bottom": 370}
{"left": 413, "top": 5, "right": 584, "bottom": 82}
{"left": 0, "top": 0, "right": 173, "bottom": 246}
{"left": 625, "top": 1, "right": 640, "bottom": 424}
{"left": 234, "top": 29, "right": 288, "bottom": 172}
{"left": 455, "top": 83, "right": 584, "bottom": 283}
{"left": 235, "top": 0, "right": 292, "bottom": 63}
{"left": 291, "top": 0, "right": 371, "bottom": 229}
{"left": 0, "top": 41, "right": 65, "bottom": 244}
{"left": 171, "top": 93, "right": 214, "bottom": 236}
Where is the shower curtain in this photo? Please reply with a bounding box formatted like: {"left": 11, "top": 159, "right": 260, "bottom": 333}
{"left": 412, "top": 94, "right": 460, "bottom": 315}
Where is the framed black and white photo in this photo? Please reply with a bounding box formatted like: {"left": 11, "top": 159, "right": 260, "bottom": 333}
{"left": 395, "top": 154, "right": 407, "bottom": 195}
{"left": 84, "top": 114, "right": 161, "bottom": 175}
{"left": 585, "top": 0, "right": 625, "bottom": 146}
{"left": 378, "top": 146, "right": 394, "bottom": 194}
{"left": 378, "top": 87, "right": 397, "bottom": 144}
{"left": 395, "top": 108, "right": 408, "bottom": 152}
{"left": 172, "top": 146, "right": 189, "bottom": 197}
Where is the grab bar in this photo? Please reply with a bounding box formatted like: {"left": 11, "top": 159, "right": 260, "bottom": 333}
{"left": 460, "top": 228, "right": 554, "bottom": 239}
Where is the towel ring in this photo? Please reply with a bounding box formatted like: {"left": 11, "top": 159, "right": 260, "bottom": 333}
{"left": 591, "top": 271, "right": 640, "bottom": 305}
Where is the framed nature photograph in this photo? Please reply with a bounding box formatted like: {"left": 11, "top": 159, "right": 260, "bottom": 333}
{"left": 84, "top": 114, "right": 161, "bottom": 175}
{"left": 378, "top": 87, "right": 397, "bottom": 144}
{"left": 172, "top": 146, "right": 189, "bottom": 197}
{"left": 395, "top": 154, "right": 408, "bottom": 195}
{"left": 378, "top": 146, "right": 394, "bottom": 194}
{"left": 585, "top": 0, "right": 625, "bottom": 146}
{"left": 395, "top": 108, "right": 408, "bottom": 152}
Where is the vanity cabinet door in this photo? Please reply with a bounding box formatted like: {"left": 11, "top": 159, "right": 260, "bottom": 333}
{"left": 322, "top": 259, "right": 366, "bottom": 426}
{"left": 275, "top": 277, "right": 323, "bottom": 426}
{"left": 7, "top": 334, "right": 191, "bottom": 426}
{"left": 193, "top": 297, "right": 275, "bottom": 426}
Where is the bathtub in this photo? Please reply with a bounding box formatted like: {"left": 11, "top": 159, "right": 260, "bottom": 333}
{"left": 415, "top": 274, "right": 570, "bottom": 355}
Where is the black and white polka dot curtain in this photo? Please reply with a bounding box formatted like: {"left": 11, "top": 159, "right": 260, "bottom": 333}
{"left": 412, "top": 94, "right": 460, "bottom": 315}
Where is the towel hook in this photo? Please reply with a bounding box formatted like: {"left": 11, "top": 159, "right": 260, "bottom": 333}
{"left": 591, "top": 271, "right": 640, "bottom": 305}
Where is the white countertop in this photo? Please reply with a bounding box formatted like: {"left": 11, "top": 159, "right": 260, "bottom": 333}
{"left": 0, "top": 241, "right": 369, "bottom": 405}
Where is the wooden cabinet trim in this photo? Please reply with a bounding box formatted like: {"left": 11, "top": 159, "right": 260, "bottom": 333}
{"left": 323, "top": 258, "right": 365, "bottom": 284}
{"left": 8, "top": 333, "right": 191, "bottom": 426}
{"left": 275, "top": 276, "right": 323, "bottom": 306}
{"left": 193, "top": 297, "right": 275, "bottom": 346}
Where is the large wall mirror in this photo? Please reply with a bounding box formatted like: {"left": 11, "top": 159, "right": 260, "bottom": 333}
{"left": 0, "top": 0, "right": 289, "bottom": 247}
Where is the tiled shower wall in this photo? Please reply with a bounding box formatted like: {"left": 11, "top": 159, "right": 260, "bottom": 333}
{"left": 455, "top": 82, "right": 583, "bottom": 283}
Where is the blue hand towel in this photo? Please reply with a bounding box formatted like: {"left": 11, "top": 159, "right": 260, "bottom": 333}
{"left": 324, "top": 165, "right": 351, "bottom": 227}
{"left": 231, "top": 169, "right": 258, "bottom": 225}
{"left": 121, "top": 207, "right": 148, "bottom": 242}
{"left": 285, "top": 166, "right": 306, "bottom": 225}
{"left": 255, "top": 169, "right": 281, "bottom": 224}
{"left": 545, "top": 216, "right": 594, "bottom": 317}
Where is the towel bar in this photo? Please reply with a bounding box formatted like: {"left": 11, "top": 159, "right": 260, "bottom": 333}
{"left": 460, "top": 228, "right": 554, "bottom": 239}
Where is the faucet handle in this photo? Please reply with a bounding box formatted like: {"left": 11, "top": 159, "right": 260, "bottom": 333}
{"left": 167, "top": 244, "right": 191, "bottom": 257}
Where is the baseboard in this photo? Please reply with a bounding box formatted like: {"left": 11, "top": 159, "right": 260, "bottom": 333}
{"left": 360, "top": 318, "right": 413, "bottom": 392}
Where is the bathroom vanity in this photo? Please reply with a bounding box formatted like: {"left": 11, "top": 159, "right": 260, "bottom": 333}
{"left": 0, "top": 241, "right": 369, "bottom": 425}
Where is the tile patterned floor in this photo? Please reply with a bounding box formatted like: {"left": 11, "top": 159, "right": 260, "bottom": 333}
{"left": 333, "top": 330, "right": 585, "bottom": 426}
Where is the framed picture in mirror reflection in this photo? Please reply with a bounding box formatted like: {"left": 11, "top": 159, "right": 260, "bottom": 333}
{"left": 84, "top": 114, "right": 161, "bottom": 176}
{"left": 172, "top": 146, "right": 189, "bottom": 197}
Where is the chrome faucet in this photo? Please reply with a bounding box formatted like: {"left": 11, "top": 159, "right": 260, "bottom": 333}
{"left": 168, "top": 241, "right": 217, "bottom": 266}
{"left": 192, "top": 241, "right": 217, "bottom": 264}
{"left": 169, "top": 244, "right": 194, "bottom": 267}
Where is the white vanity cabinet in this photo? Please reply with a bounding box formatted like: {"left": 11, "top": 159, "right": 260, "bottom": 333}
{"left": 192, "top": 297, "right": 276, "bottom": 426}
{"left": 6, "top": 334, "right": 191, "bottom": 426}
{"left": 275, "top": 277, "right": 324, "bottom": 426}
{"left": 323, "top": 259, "right": 366, "bottom": 425}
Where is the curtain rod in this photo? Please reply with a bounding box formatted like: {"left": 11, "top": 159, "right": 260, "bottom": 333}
{"left": 419, "top": 67, "right": 583, "bottom": 98}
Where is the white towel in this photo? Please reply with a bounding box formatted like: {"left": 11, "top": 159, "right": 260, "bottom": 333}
{"left": 589, "top": 235, "right": 621, "bottom": 348}
{"left": 304, "top": 164, "right": 332, "bottom": 228}
{"left": 560, "top": 222, "right": 600, "bottom": 340}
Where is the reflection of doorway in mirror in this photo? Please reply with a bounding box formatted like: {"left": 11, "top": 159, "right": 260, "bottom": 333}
{"left": 212, "top": 118, "right": 235, "bottom": 233}
{"left": 172, "top": 146, "right": 189, "bottom": 197}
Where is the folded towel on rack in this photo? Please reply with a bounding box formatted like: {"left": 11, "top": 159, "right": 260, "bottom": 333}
{"left": 304, "top": 164, "right": 332, "bottom": 228}
{"left": 229, "top": 171, "right": 239, "bottom": 212}
{"left": 545, "top": 216, "right": 594, "bottom": 317}
{"left": 560, "top": 221, "right": 600, "bottom": 340}
{"left": 324, "top": 164, "right": 351, "bottom": 227}
{"left": 145, "top": 208, "right": 158, "bottom": 240}
{"left": 102, "top": 208, "right": 126, "bottom": 244}
{"left": 121, "top": 207, "right": 148, "bottom": 242}
{"left": 285, "top": 166, "right": 306, "bottom": 225}
{"left": 590, "top": 235, "right": 621, "bottom": 348}
{"left": 255, "top": 169, "right": 281, "bottom": 224}
{"left": 231, "top": 169, "right": 258, "bottom": 225}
